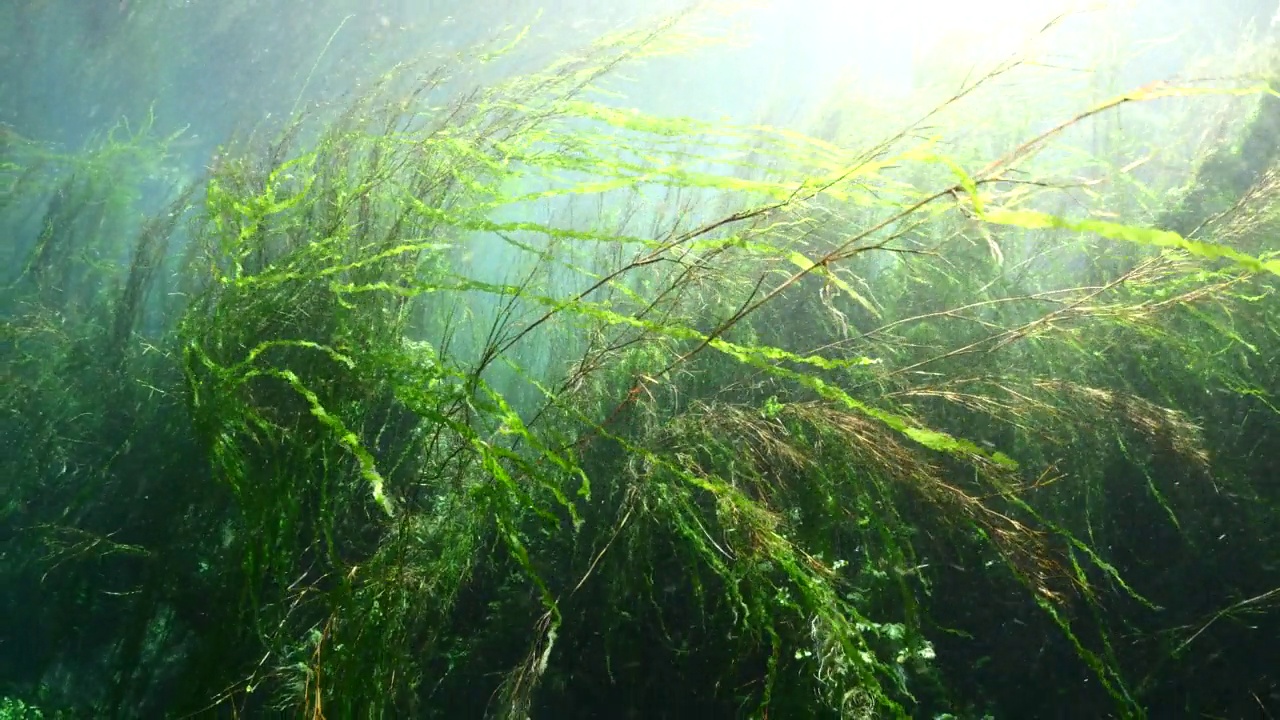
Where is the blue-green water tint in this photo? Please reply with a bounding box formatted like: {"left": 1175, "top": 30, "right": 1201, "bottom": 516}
{"left": 3, "top": 1, "right": 1280, "bottom": 718}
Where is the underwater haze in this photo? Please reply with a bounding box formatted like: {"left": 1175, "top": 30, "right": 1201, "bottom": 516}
{"left": 2, "top": 0, "right": 1280, "bottom": 717}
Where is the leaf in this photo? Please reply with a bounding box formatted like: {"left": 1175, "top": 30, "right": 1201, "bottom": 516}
{"left": 786, "top": 251, "right": 882, "bottom": 318}
{"left": 982, "top": 208, "right": 1280, "bottom": 276}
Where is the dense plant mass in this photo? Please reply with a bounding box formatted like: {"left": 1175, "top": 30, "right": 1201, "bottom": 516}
{"left": 2, "top": 6, "right": 1280, "bottom": 719}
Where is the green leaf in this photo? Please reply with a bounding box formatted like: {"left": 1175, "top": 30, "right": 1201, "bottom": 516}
{"left": 983, "top": 208, "right": 1280, "bottom": 276}
{"left": 786, "top": 251, "right": 882, "bottom": 318}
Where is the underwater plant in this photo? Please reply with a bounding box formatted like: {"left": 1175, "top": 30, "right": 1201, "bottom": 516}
{"left": 1, "top": 5, "right": 1279, "bottom": 719}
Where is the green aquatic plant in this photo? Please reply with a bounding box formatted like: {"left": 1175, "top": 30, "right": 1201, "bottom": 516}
{"left": 2, "top": 7, "right": 1280, "bottom": 720}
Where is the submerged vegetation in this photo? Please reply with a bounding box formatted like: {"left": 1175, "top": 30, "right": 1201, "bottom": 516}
{"left": 3, "top": 5, "right": 1280, "bottom": 718}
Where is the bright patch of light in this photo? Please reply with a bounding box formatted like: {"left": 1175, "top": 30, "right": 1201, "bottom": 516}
{"left": 741, "top": 0, "right": 1086, "bottom": 94}
{"left": 793, "top": 0, "right": 1079, "bottom": 56}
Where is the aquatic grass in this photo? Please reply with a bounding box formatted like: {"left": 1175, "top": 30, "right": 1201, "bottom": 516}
{"left": 2, "top": 8, "right": 1280, "bottom": 720}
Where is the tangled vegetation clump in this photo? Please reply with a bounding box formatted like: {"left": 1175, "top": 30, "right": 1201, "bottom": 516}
{"left": 2, "top": 8, "right": 1280, "bottom": 719}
